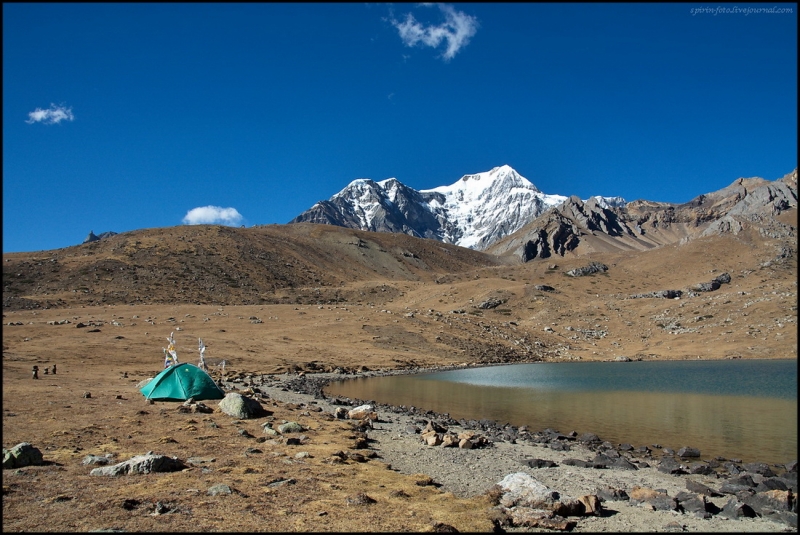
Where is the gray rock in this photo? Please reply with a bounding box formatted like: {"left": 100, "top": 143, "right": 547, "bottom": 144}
{"left": 743, "top": 489, "right": 795, "bottom": 515}
{"left": 756, "top": 478, "right": 789, "bottom": 492}
{"left": 525, "top": 458, "right": 559, "bottom": 469}
{"left": 476, "top": 297, "right": 505, "bottom": 309}
{"left": 266, "top": 477, "right": 296, "bottom": 488}
{"left": 688, "top": 462, "right": 713, "bottom": 475}
{"left": 3, "top": 442, "right": 44, "bottom": 469}
{"left": 658, "top": 457, "right": 687, "bottom": 475}
{"left": 762, "top": 510, "right": 797, "bottom": 528}
{"left": 728, "top": 474, "right": 757, "bottom": 487}
{"left": 82, "top": 454, "right": 114, "bottom": 466}
{"left": 592, "top": 454, "right": 637, "bottom": 470}
{"left": 186, "top": 456, "right": 216, "bottom": 466}
{"left": 562, "top": 458, "right": 599, "bottom": 469}
{"left": 719, "top": 482, "right": 755, "bottom": 495}
{"left": 217, "top": 393, "right": 267, "bottom": 419}
{"left": 685, "top": 480, "right": 722, "bottom": 497}
{"left": 207, "top": 484, "right": 233, "bottom": 496}
{"left": 496, "top": 472, "right": 584, "bottom": 517}
{"left": 713, "top": 272, "right": 731, "bottom": 285}
{"left": 743, "top": 462, "right": 775, "bottom": 477}
{"left": 653, "top": 289, "right": 682, "bottom": 299}
{"left": 677, "top": 446, "right": 701, "bottom": 458}
{"left": 594, "top": 487, "right": 629, "bottom": 502}
{"left": 693, "top": 281, "right": 721, "bottom": 292}
{"left": 89, "top": 453, "right": 185, "bottom": 476}
{"left": 277, "top": 421, "right": 304, "bottom": 434}
{"left": 629, "top": 487, "right": 679, "bottom": 511}
{"left": 676, "top": 491, "right": 718, "bottom": 517}
{"left": 566, "top": 262, "right": 608, "bottom": 277}
{"left": 720, "top": 497, "right": 757, "bottom": 519}
{"left": 723, "top": 462, "right": 742, "bottom": 475}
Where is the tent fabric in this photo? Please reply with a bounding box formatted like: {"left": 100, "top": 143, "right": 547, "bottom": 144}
{"left": 139, "top": 363, "right": 224, "bottom": 402}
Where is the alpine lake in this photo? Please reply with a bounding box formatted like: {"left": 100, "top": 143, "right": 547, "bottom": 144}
{"left": 324, "top": 358, "right": 798, "bottom": 466}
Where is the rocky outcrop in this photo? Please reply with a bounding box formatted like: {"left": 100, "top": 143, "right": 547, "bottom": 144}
{"left": 566, "top": 262, "right": 608, "bottom": 277}
{"left": 82, "top": 230, "right": 118, "bottom": 244}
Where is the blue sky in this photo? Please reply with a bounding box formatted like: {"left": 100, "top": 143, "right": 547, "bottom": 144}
{"left": 3, "top": 3, "right": 797, "bottom": 253}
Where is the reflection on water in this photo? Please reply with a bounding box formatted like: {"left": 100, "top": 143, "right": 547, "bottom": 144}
{"left": 325, "top": 360, "right": 798, "bottom": 465}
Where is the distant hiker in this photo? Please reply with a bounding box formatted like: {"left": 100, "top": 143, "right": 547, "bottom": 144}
{"left": 52, "top": 364, "right": 57, "bottom": 375}
{"left": 32, "top": 366, "right": 39, "bottom": 379}
{"left": 44, "top": 367, "right": 50, "bottom": 375}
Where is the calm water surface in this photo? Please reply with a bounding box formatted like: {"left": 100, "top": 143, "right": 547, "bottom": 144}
{"left": 325, "top": 359, "right": 797, "bottom": 465}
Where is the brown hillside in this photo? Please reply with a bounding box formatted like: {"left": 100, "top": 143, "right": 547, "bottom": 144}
{"left": 2, "top": 223, "right": 506, "bottom": 310}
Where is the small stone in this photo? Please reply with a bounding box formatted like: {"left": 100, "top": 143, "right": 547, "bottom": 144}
{"left": 345, "top": 492, "right": 376, "bottom": 506}
{"left": 207, "top": 484, "right": 233, "bottom": 496}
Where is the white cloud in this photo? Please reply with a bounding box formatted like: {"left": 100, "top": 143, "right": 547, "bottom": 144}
{"left": 391, "top": 3, "right": 478, "bottom": 61}
{"left": 26, "top": 103, "right": 75, "bottom": 125}
{"left": 182, "top": 206, "right": 244, "bottom": 226}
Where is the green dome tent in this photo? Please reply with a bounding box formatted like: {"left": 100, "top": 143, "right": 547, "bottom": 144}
{"left": 140, "top": 363, "right": 224, "bottom": 402}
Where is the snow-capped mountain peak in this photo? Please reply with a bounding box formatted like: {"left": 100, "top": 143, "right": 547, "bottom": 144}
{"left": 291, "top": 166, "right": 570, "bottom": 250}
{"left": 419, "top": 165, "right": 565, "bottom": 249}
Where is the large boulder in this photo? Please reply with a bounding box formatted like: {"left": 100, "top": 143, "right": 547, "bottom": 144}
{"left": 658, "top": 457, "right": 687, "bottom": 475}
{"left": 496, "top": 472, "right": 585, "bottom": 517}
{"left": 720, "top": 497, "right": 757, "bottom": 519}
{"left": 89, "top": 453, "right": 185, "bottom": 476}
{"left": 3, "top": 442, "right": 44, "bottom": 469}
{"left": 677, "top": 446, "right": 701, "bottom": 458}
{"left": 347, "top": 404, "right": 377, "bottom": 420}
{"left": 217, "top": 393, "right": 267, "bottom": 419}
{"left": 743, "top": 489, "right": 795, "bottom": 515}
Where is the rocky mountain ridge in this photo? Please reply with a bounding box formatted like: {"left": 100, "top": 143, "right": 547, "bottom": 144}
{"left": 488, "top": 169, "right": 798, "bottom": 262}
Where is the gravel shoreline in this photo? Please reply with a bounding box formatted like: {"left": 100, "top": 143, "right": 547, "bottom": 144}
{"left": 235, "top": 367, "right": 797, "bottom": 532}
